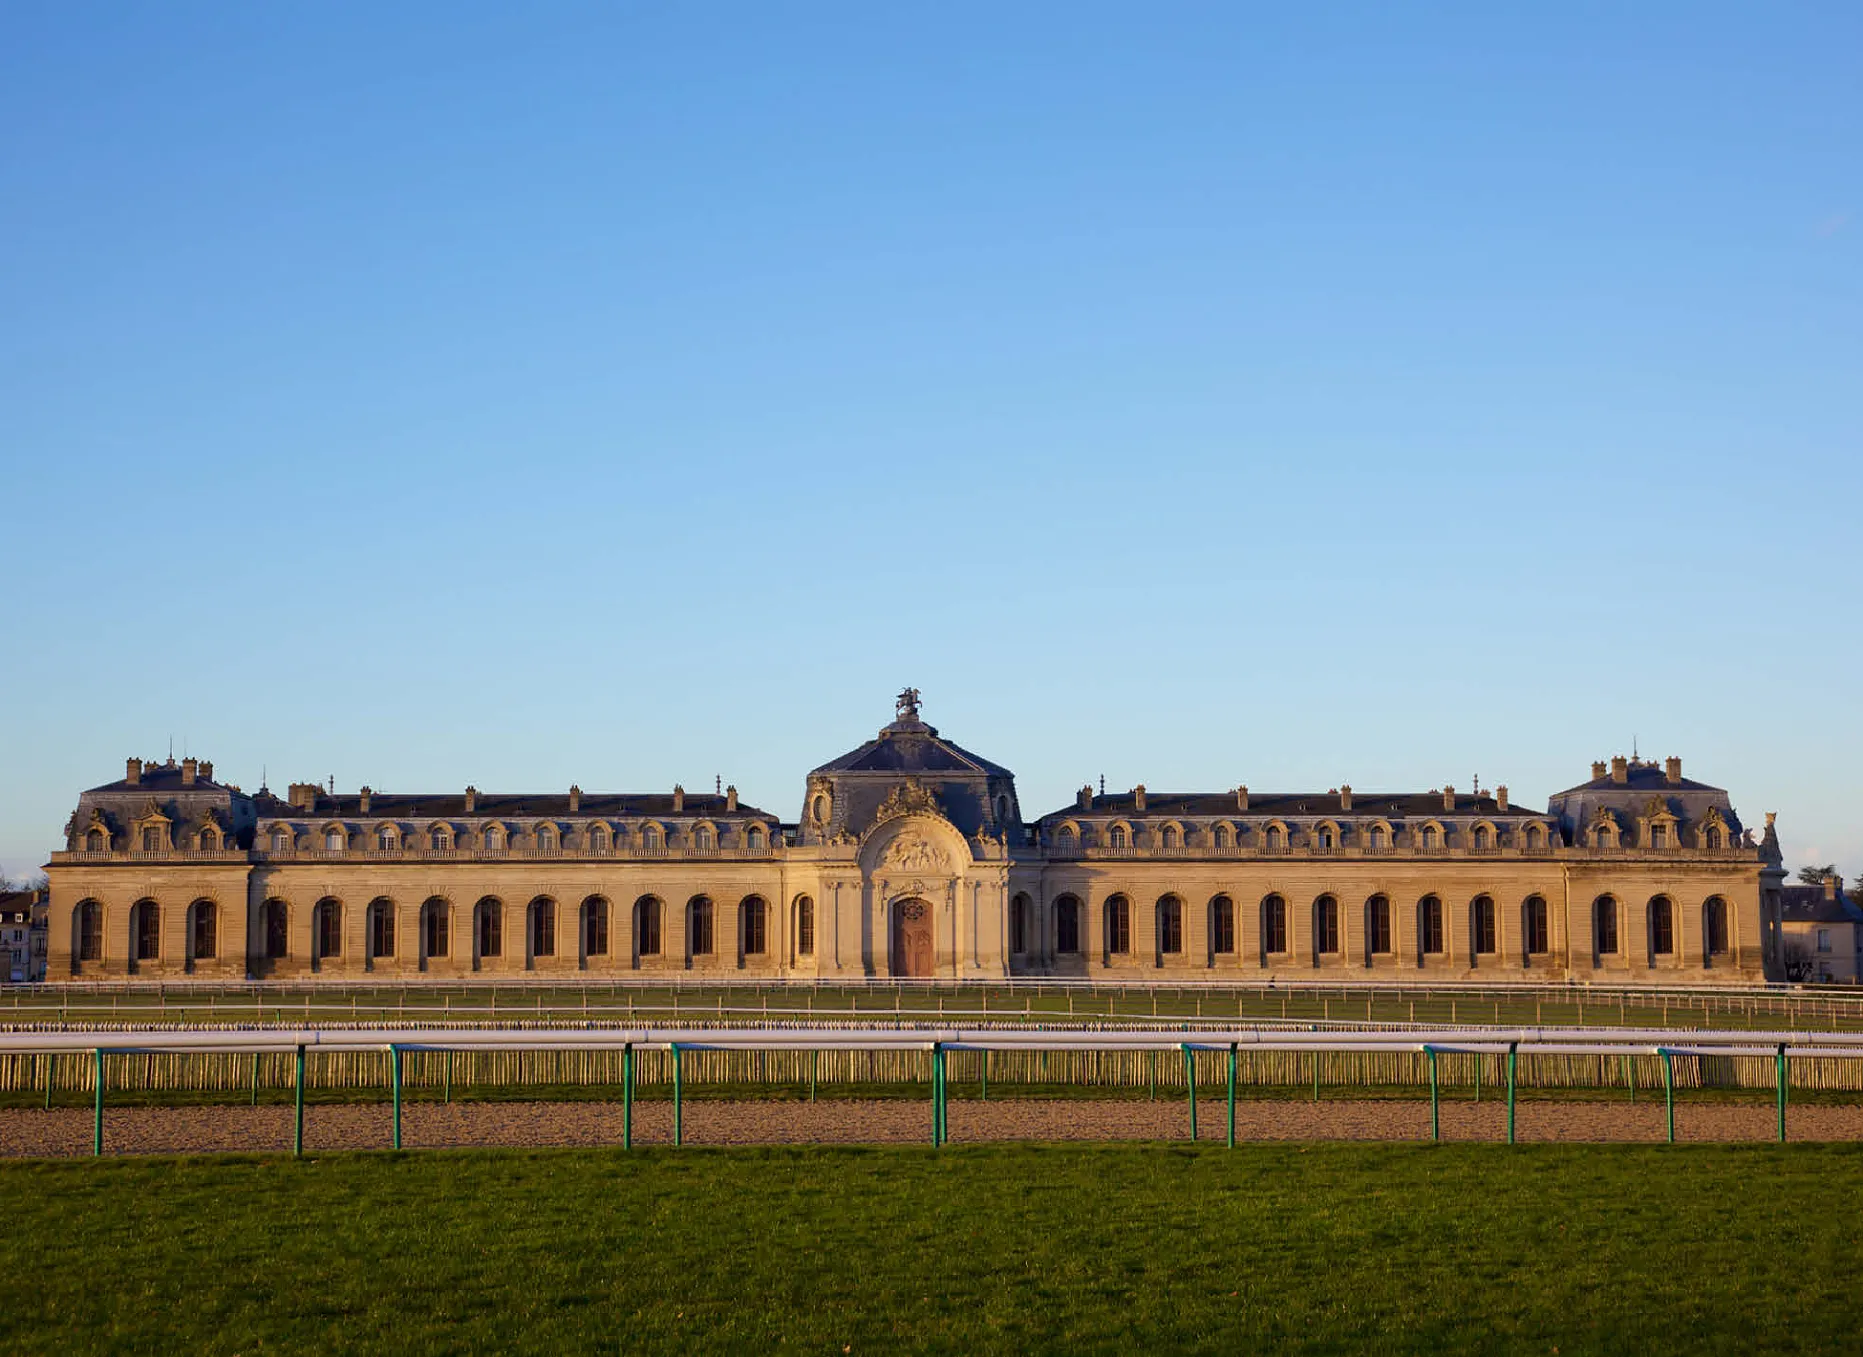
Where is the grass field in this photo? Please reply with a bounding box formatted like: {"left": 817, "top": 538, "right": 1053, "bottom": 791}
{"left": 3, "top": 1142, "right": 1857, "bottom": 1354}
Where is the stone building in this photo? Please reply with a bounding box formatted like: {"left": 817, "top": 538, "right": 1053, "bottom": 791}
{"left": 1777, "top": 876, "right": 1863, "bottom": 984}
{"left": 44, "top": 692, "right": 1782, "bottom": 984}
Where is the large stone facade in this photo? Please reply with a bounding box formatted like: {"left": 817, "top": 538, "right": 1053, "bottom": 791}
{"left": 43, "top": 693, "right": 1786, "bottom": 984}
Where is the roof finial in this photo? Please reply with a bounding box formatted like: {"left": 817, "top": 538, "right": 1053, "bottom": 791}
{"left": 1633, "top": 733, "right": 1639, "bottom": 762}
{"left": 1099, "top": 773, "right": 1105, "bottom": 795}
{"left": 895, "top": 687, "right": 922, "bottom": 722}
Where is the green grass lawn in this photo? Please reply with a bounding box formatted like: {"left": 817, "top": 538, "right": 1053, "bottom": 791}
{"left": 2, "top": 1143, "right": 1857, "bottom": 1354}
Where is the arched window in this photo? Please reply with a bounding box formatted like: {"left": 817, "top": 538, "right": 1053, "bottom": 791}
{"left": 190, "top": 900, "right": 217, "bottom": 961}
{"left": 374, "top": 827, "right": 394, "bottom": 851}
{"left": 1649, "top": 896, "right": 1674, "bottom": 959}
{"left": 741, "top": 897, "right": 767, "bottom": 957}
{"left": 746, "top": 825, "right": 765, "bottom": 852}
{"left": 86, "top": 828, "right": 107, "bottom": 852}
{"left": 314, "top": 899, "right": 342, "bottom": 960}
{"left": 693, "top": 825, "right": 715, "bottom": 853}
{"left": 1473, "top": 825, "right": 1491, "bottom": 852}
{"left": 1213, "top": 823, "right": 1232, "bottom": 851}
{"left": 536, "top": 826, "right": 557, "bottom": 854}
{"left": 1421, "top": 826, "right": 1439, "bottom": 852}
{"left": 1649, "top": 823, "right": 1668, "bottom": 850}
{"left": 141, "top": 827, "right": 162, "bottom": 852}
{"left": 1261, "top": 895, "right": 1288, "bottom": 955}
{"left": 1471, "top": 896, "right": 1497, "bottom": 955}
{"left": 431, "top": 826, "right": 453, "bottom": 853}
{"left": 583, "top": 897, "right": 609, "bottom": 958}
{"left": 634, "top": 897, "right": 663, "bottom": 957}
{"left": 200, "top": 825, "right": 220, "bottom": 850}
{"left": 1010, "top": 893, "right": 1030, "bottom": 954}
{"left": 483, "top": 825, "right": 505, "bottom": 852}
{"left": 421, "top": 898, "right": 449, "bottom": 959}
{"left": 1417, "top": 896, "right": 1444, "bottom": 956}
{"left": 272, "top": 829, "right": 291, "bottom": 854}
{"left": 324, "top": 828, "right": 345, "bottom": 852}
{"left": 1055, "top": 895, "right": 1082, "bottom": 954}
{"left": 1108, "top": 825, "right": 1128, "bottom": 852}
{"left": 1209, "top": 895, "right": 1235, "bottom": 955}
{"left": 1523, "top": 896, "right": 1549, "bottom": 956}
{"left": 1316, "top": 826, "right": 1336, "bottom": 853}
{"left": 1265, "top": 825, "right": 1285, "bottom": 854}
{"left": 131, "top": 900, "right": 160, "bottom": 962}
{"left": 529, "top": 898, "right": 556, "bottom": 958}
{"left": 1594, "top": 896, "right": 1619, "bottom": 956}
{"left": 1367, "top": 825, "right": 1387, "bottom": 853}
{"left": 475, "top": 899, "right": 503, "bottom": 959}
{"left": 588, "top": 824, "right": 610, "bottom": 854}
{"left": 262, "top": 899, "right": 288, "bottom": 960}
{"left": 1704, "top": 897, "right": 1729, "bottom": 958}
{"left": 1366, "top": 895, "right": 1392, "bottom": 956}
{"left": 1156, "top": 896, "right": 1183, "bottom": 956}
{"left": 1056, "top": 824, "right": 1079, "bottom": 854}
{"left": 1704, "top": 827, "right": 1724, "bottom": 851}
{"left": 1161, "top": 825, "right": 1180, "bottom": 851}
{"left": 642, "top": 824, "right": 662, "bottom": 853}
{"left": 75, "top": 900, "right": 103, "bottom": 964}
{"left": 794, "top": 896, "right": 815, "bottom": 957}
{"left": 1525, "top": 825, "right": 1544, "bottom": 851}
{"left": 1104, "top": 895, "right": 1131, "bottom": 956}
{"left": 368, "top": 898, "right": 395, "bottom": 959}
{"left": 1314, "top": 895, "right": 1339, "bottom": 955}
{"left": 688, "top": 897, "right": 714, "bottom": 956}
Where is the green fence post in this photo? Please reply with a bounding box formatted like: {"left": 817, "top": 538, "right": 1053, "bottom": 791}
{"left": 294, "top": 1043, "right": 306, "bottom": 1157}
{"left": 1506, "top": 1041, "right": 1517, "bottom": 1146}
{"left": 623, "top": 1043, "right": 633, "bottom": 1150}
{"left": 1427, "top": 1047, "right": 1440, "bottom": 1143}
{"left": 1776, "top": 1043, "right": 1787, "bottom": 1144}
{"left": 1227, "top": 1044, "right": 1237, "bottom": 1149}
{"left": 1661, "top": 1049, "right": 1674, "bottom": 1144}
{"left": 92, "top": 1049, "right": 104, "bottom": 1157}
{"left": 673, "top": 1045, "right": 683, "bottom": 1148}
{"left": 930, "top": 1043, "right": 942, "bottom": 1147}
{"left": 1183, "top": 1046, "right": 1198, "bottom": 1143}
{"left": 391, "top": 1046, "right": 403, "bottom": 1151}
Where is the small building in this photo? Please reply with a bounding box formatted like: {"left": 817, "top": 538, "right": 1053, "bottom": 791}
{"left": 0, "top": 889, "right": 43, "bottom": 983}
{"left": 1778, "top": 877, "right": 1863, "bottom": 984}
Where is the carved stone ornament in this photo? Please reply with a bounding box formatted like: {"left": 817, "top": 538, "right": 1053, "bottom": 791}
{"left": 874, "top": 777, "right": 943, "bottom": 824}
{"left": 883, "top": 833, "right": 948, "bottom": 874}
{"left": 900, "top": 901, "right": 929, "bottom": 922}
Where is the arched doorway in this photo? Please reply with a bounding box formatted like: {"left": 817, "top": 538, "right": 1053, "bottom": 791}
{"left": 892, "top": 899, "right": 934, "bottom": 978}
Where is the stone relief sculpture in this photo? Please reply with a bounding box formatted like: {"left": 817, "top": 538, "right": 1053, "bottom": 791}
{"left": 883, "top": 833, "right": 947, "bottom": 873}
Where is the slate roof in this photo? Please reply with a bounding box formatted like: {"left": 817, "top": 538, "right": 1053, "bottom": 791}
{"left": 811, "top": 717, "right": 1014, "bottom": 779}
{"left": 1779, "top": 885, "right": 1863, "bottom": 927}
{"left": 1552, "top": 763, "right": 1724, "bottom": 796}
{"left": 86, "top": 764, "right": 230, "bottom": 794}
{"left": 247, "top": 791, "right": 776, "bottom": 821}
{"left": 1039, "top": 791, "right": 1540, "bottom": 821}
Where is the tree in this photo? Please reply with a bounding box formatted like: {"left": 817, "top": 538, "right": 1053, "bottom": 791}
{"left": 0, "top": 874, "right": 46, "bottom": 895}
{"left": 1797, "top": 865, "right": 1838, "bottom": 886}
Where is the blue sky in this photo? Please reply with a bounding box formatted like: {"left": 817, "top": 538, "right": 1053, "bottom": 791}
{"left": 2, "top": 3, "right": 1857, "bottom": 881}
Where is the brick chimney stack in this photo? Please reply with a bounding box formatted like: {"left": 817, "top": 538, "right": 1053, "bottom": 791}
{"left": 1340, "top": 785, "right": 1352, "bottom": 811}
{"left": 1665, "top": 756, "right": 1682, "bottom": 786}
{"left": 726, "top": 784, "right": 738, "bottom": 812}
{"left": 200, "top": 761, "right": 213, "bottom": 781}
{"left": 126, "top": 757, "right": 142, "bottom": 785}
{"left": 1496, "top": 785, "right": 1509, "bottom": 812}
{"left": 1610, "top": 756, "right": 1628, "bottom": 784}
{"left": 359, "top": 786, "right": 372, "bottom": 814}
{"left": 672, "top": 784, "right": 685, "bottom": 813}
{"left": 463, "top": 786, "right": 477, "bottom": 813}
{"left": 568, "top": 785, "right": 581, "bottom": 813}
{"left": 1236, "top": 785, "right": 1249, "bottom": 812}
{"left": 1825, "top": 874, "right": 1839, "bottom": 901}
{"left": 181, "top": 757, "right": 198, "bottom": 786}
{"left": 1133, "top": 784, "right": 1146, "bottom": 812}
{"left": 1077, "top": 785, "right": 1092, "bottom": 809}
{"left": 1591, "top": 760, "right": 1607, "bottom": 780}
{"left": 1443, "top": 785, "right": 1456, "bottom": 811}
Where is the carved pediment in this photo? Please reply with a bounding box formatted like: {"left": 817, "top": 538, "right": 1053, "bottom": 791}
{"left": 882, "top": 832, "right": 948, "bottom": 874}
{"left": 874, "top": 778, "right": 944, "bottom": 825}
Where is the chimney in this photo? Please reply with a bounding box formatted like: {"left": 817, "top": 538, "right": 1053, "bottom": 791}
{"left": 1825, "top": 874, "right": 1839, "bottom": 901}
{"left": 1664, "top": 756, "right": 1682, "bottom": 786}
{"left": 1236, "top": 785, "right": 1249, "bottom": 812}
{"left": 1591, "top": 760, "right": 1607, "bottom": 781}
{"left": 359, "top": 786, "right": 372, "bottom": 814}
{"left": 1443, "top": 785, "right": 1455, "bottom": 811}
{"left": 725, "top": 784, "right": 738, "bottom": 812}
{"left": 1077, "top": 785, "right": 1092, "bottom": 809}
{"left": 1496, "top": 785, "right": 1509, "bottom": 812}
{"left": 1133, "top": 784, "right": 1146, "bottom": 812}
{"left": 181, "top": 757, "right": 198, "bottom": 786}
{"left": 672, "top": 784, "right": 685, "bottom": 813}
{"left": 1610, "top": 756, "right": 1628, "bottom": 784}
{"left": 288, "top": 782, "right": 319, "bottom": 811}
{"left": 463, "top": 785, "right": 477, "bottom": 813}
{"left": 1340, "top": 785, "right": 1352, "bottom": 812}
{"left": 126, "top": 757, "right": 142, "bottom": 785}
{"left": 200, "top": 761, "right": 212, "bottom": 781}
{"left": 568, "top": 784, "right": 581, "bottom": 813}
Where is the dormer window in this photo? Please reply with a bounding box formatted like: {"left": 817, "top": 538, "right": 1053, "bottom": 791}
{"left": 746, "top": 825, "right": 765, "bottom": 851}
{"left": 142, "top": 828, "right": 161, "bottom": 852}
{"left": 1473, "top": 826, "right": 1490, "bottom": 851}
{"left": 1108, "top": 825, "right": 1128, "bottom": 851}
{"left": 433, "top": 828, "right": 453, "bottom": 852}
{"left": 200, "top": 827, "right": 220, "bottom": 850}
{"left": 1421, "top": 826, "right": 1438, "bottom": 851}
{"left": 1213, "top": 824, "right": 1231, "bottom": 850}
{"left": 643, "top": 825, "right": 662, "bottom": 852}
{"left": 537, "top": 826, "right": 557, "bottom": 853}
{"left": 377, "top": 828, "right": 397, "bottom": 851}
{"left": 1265, "top": 826, "right": 1284, "bottom": 853}
{"left": 325, "top": 829, "right": 345, "bottom": 851}
{"left": 1317, "top": 828, "right": 1335, "bottom": 851}
{"left": 1525, "top": 825, "right": 1543, "bottom": 850}
{"left": 1705, "top": 827, "right": 1722, "bottom": 850}
{"left": 1368, "top": 825, "right": 1386, "bottom": 851}
{"left": 693, "top": 826, "right": 714, "bottom": 852}
{"left": 86, "top": 829, "right": 107, "bottom": 852}
{"left": 272, "top": 830, "right": 291, "bottom": 853}
{"left": 1650, "top": 824, "right": 1667, "bottom": 849}
{"left": 589, "top": 824, "right": 609, "bottom": 853}
{"left": 1161, "top": 825, "right": 1180, "bottom": 850}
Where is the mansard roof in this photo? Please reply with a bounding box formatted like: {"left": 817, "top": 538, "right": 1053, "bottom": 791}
{"left": 811, "top": 716, "right": 1014, "bottom": 780}
{"left": 1779, "top": 885, "right": 1863, "bottom": 926}
{"left": 86, "top": 762, "right": 230, "bottom": 794}
{"left": 1038, "top": 791, "right": 1538, "bottom": 821}
{"left": 1554, "top": 762, "right": 1724, "bottom": 796}
{"left": 248, "top": 790, "right": 776, "bottom": 821}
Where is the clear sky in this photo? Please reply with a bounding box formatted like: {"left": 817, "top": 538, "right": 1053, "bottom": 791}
{"left": 2, "top": 3, "right": 1857, "bottom": 882}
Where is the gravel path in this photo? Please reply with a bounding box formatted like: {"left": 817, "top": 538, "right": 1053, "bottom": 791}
{"left": 5, "top": 1098, "right": 1862, "bottom": 1158}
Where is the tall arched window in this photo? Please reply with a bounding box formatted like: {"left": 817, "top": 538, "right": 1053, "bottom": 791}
{"left": 1265, "top": 825, "right": 1285, "bottom": 854}
{"left": 1704, "top": 827, "right": 1724, "bottom": 851}
{"left": 740, "top": 897, "right": 767, "bottom": 957}
{"left": 634, "top": 897, "right": 663, "bottom": 957}
{"left": 1213, "top": 823, "right": 1232, "bottom": 851}
{"left": 1009, "top": 893, "right": 1030, "bottom": 954}
{"left": 688, "top": 897, "right": 714, "bottom": 956}
{"left": 368, "top": 898, "right": 396, "bottom": 959}
{"left": 582, "top": 897, "right": 609, "bottom": 958}
{"left": 421, "top": 898, "right": 449, "bottom": 960}
{"left": 1473, "top": 825, "right": 1491, "bottom": 852}
{"left": 376, "top": 827, "right": 397, "bottom": 851}
{"left": 1649, "top": 896, "right": 1674, "bottom": 960}
{"left": 272, "top": 828, "right": 291, "bottom": 854}
{"left": 1261, "top": 894, "right": 1288, "bottom": 956}
{"left": 189, "top": 900, "right": 217, "bottom": 961}
{"left": 1417, "top": 896, "right": 1444, "bottom": 957}
{"left": 794, "top": 896, "right": 815, "bottom": 957}
{"left": 1161, "top": 825, "right": 1180, "bottom": 851}
{"left": 1594, "top": 896, "right": 1619, "bottom": 957}
{"left": 1421, "top": 826, "right": 1439, "bottom": 852}
{"left": 1525, "top": 825, "right": 1544, "bottom": 851}
{"left": 1366, "top": 895, "right": 1392, "bottom": 957}
{"left": 475, "top": 898, "right": 503, "bottom": 959}
{"left": 1104, "top": 895, "right": 1131, "bottom": 956}
{"left": 1156, "top": 896, "right": 1183, "bottom": 957}
{"left": 1314, "top": 895, "right": 1339, "bottom": 956}
{"left": 1209, "top": 895, "right": 1235, "bottom": 955}
{"left": 141, "top": 827, "right": 162, "bottom": 852}
{"left": 1055, "top": 895, "right": 1081, "bottom": 954}
{"left": 1367, "top": 825, "right": 1387, "bottom": 853}
{"left": 529, "top": 897, "right": 556, "bottom": 959}
{"left": 1108, "top": 825, "right": 1128, "bottom": 852}
{"left": 262, "top": 899, "right": 288, "bottom": 960}
{"left": 588, "top": 824, "right": 610, "bottom": 854}
{"left": 75, "top": 900, "right": 103, "bottom": 964}
{"left": 641, "top": 824, "right": 662, "bottom": 853}
{"left": 1704, "top": 897, "right": 1729, "bottom": 959}
{"left": 1523, "top": 896, "right": 1549, "bottom": 956}
{"left": 535, "top": 826, "right": 557, "bottom": 854}
{"left": 131, "top": 900, "right": 160, "bottom": 963}
{"left": 1056, "top": 824, "right": 1079, "bottom": 854}
{"left": 1471, "top": 896, "right": 1497, "bottom": 955}
{"left": 314, "top": 898, "right": 342, "bottom": 961}
{"left": 692, "top": 825, "right": 715, "bottom": 853}
{"left": 86, "top": 828, "right": 107, "bottom": 852}
{"left": 746, "top": 825, "right": 765, "bottom": 852}
{"left": 324, "top": 828, "right": 345, "bottom": 852}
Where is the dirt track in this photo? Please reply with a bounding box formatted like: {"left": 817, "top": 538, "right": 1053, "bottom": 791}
{"left": 4, "top": 1097, "right": 1863, "bottom": 1158}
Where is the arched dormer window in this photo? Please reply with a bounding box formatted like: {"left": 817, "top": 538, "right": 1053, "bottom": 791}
{"left": 199, "top": 825, "right": 220, "bottom": 850}
{"left": 271, "top": 827, "right": 292, "bottom": 854}
{"left": 1056, "top": 823, "right": 1079, "bottom": 853}
{"left": 746, "top": 825, "right": 765, "bottom": 852}
{"left": 692, "top": 824, "right": 715, "bottom": 853}
{"left": 642, "top": 823, "right": 663, "bottom": 853}
{"left": 324, "top": 827, "right": 346, "bottom": 852}
{"left": 1160, "top": 824, "right": 1180, "bottom": 851}
{"left": 1315, "top": 822, "right": 1338, "bottom": 853}
{"left": 86, "top": 828, "right": 108, "bottom": 852}
{"left": 1264, "top": 824, "right": 1286, "bottom": 854}
{"left": 376, "top": 826, "right": 398, "bottom": 851}
{"left": 1108, "top": 824, "right": 1129, "bottom": 852}
{"left": 1420, "top": 824, "right": 1440, "bottom": 852}
{"left": 483, "top": 824, "right": 505, "bottom": 852}
{"left": 1472, "top": 824, "right": 1492, "bottom": 852}
{"left": 1366, "top": 822, "right": 1391, "bottom": 853}
{"left": 1212, "top": 822, "right": 1232, "bottom": 851}
{"left": 429, "top": 824, "right": 453, "bottom": 852}
{"left": 588, "top": 823, "right": 610, "bottom": 854}
{"left": 1704, "top": 826, "right": 1723, "bottom": 851}
{"left": 1524, "top": 824, "right": 1544, "bottom": 851}
{"left": 535, "top": 824, "right": 557, "bottom": 854}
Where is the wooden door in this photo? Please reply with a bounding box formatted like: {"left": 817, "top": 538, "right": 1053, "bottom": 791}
{"left": 894, "top": 900, "right": 934, "bottom": 978}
